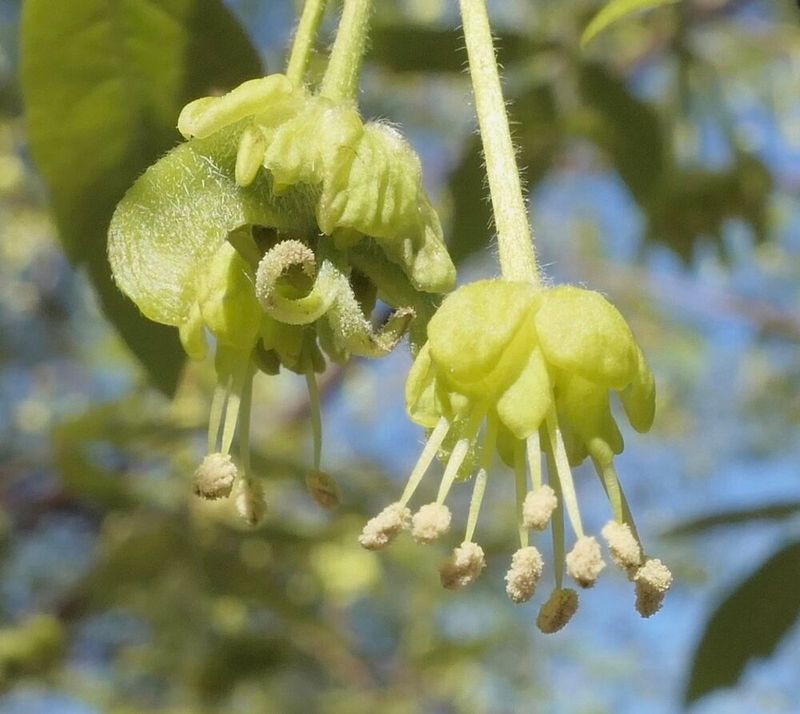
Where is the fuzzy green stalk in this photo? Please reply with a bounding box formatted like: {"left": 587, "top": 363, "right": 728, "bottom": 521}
{"left": 286, "top": 0, "right": 329, "bottom": 87}
{"left": 320, "top": 0, "right": 373, "bottom": 103}
{"left": 459, "top": 0, "right": 539, "bottom": 285}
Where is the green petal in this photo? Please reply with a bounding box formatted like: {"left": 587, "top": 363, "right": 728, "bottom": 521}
{"left": 318, "top": 123, "right": 456, "bottom": 294}
{"left": 620, "top": 345, "right": 656, "bottom": 432}
{"left": 178, "top": 74, "right": 295, "bottom": 139}
{"left": 535, "top": 286, "right": 638, "bottom": 390}
{"left": 406, "top": 342, "right": 445, "bottom": 428}
{"left": 197, "top": 242, "right": 261, "bottom": 349}
{"left": 179, "top": 301, "right": 207, "bottom": 362}
{"left": 428, "top": 280, "right": 540, "bottom": 398}
{"left": 108, "top": 124, "right": 314, "bottom": 327}
{"left": 558, "top": 374, "right": 623, "bottom": 467}
{"left": 264, "top": 98, "right": 363, "bottom": 193}
{"left": 496, "top": 347, "right": 552, "bottom": 439}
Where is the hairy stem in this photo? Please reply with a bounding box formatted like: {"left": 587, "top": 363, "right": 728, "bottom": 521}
{"left": 287, "top": 0, "right": 328, "bottom": 87}
{"left": 459, "top": 0, "right": 539, "bottom": 285}
{"left": 320, "top": 0, "right": 373, "bottom": 103}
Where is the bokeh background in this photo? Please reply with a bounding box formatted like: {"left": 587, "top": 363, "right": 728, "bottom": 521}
{"left": 2, "top": 0, "right": 800, "bottom": 712}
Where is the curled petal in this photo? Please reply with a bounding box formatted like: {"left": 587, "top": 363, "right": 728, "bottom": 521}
{"left": 620, "top": 345, "right": 656, "bottom": 433}
{"left": 255, "top": 240, "right": 336, "bottom": 325}
{"left": 178, "top": 74, "right": 295, "bottom": 140}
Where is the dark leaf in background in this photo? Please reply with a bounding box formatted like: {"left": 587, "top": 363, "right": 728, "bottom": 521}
{"left": 685, "top": 540, "right": 800, "bottom": 704}
{"left": 576, "top": 62, "right": 667, "bottom": 204}
{"left": 19, "top": 0, "right": 263, "bottom": 395}
{"left": 665, "top": 500, "right": 800, "bottom": 537}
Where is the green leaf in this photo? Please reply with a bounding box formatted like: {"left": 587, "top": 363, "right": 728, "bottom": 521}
{"left": 581, "top": 0, "right": 683, "bottom": 48}
{"left": 685, "top": 540, "right": 800, "bottom": 704}
{"left": 20, "top": 0, "right": 263, "bottom": 394}
{"left": 576, "top": 62, "right": 667, "bottom": 203}
{"left": 666, "top": 501, "right": 800, "bottom": 537}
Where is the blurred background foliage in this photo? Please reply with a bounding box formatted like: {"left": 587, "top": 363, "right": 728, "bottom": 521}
{"left": 1, "top": 0, "right": 800, "bottom": 712}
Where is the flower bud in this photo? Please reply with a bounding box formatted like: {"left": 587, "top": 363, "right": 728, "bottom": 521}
{"left": 505, "top": 546, "right": 544, "bottom": 603}
{"left": 566, "top": 536, "right": 606, "bottom": 588}
{"left": 536, "top": 588, "right": 579, "bottom": 634}
{"left": 439, "top": 542, "right": 485, "bottom": 590}
{"left": 236, "top": 479, "right": 268, "bottom": 527}
{"left": 522, "top": 485, "right": 558, "bottom": 530}
{"left": 411, "top": 503, "right": 452, "bottom": 544}
{"left": 601, "top": 520, "right": 642, "bottom": 573}
{"left": 358, "top": 502, "right": 411, "bottom": 550}
{"left": 193, "top": 453, "right": 238, "bottom": 500}
{"left": 634, "top": 558, "right": 673, "bottom": 618}
{"left": 305, "top": 470, "right": 341, "bottom": 510}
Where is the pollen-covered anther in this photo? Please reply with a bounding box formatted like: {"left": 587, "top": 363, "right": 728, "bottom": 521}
{"left": 505, "top": 546, "right": 544, "bottom": 604}
{"left": 634, "top": 558, "right": 673, "bottom": 618}
{"left": 601, "top": 520, "right": 642, "bottom": 573}
{"left": 358, "top": 502, "right": 411, "bottom": 551}
{"left": 522, "top": 485, "right": 558, "bottom": 531}
{"left": 305, "top": 469, "right": 341, "bottom": 510}
{"left": 235, "top": 479, "right": 268, "bottom": 526}
{"left": 193, "top": 452, "right": 238, "bottom": 500}
{"left": 439, "top": 541, "right": 486, "bottom": 590}
{"left": 411, "top": 502, "right": 452, "bottom": 544}
{"left": 566, "top": 535, "right": 606, "bottom": 588}
{"left": 536, "top": 588, "right": 579, "bottom": 634}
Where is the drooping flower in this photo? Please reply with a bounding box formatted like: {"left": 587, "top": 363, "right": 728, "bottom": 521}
{"left": 108, "top": 73, "right": 455, "bottom": 520}
{"left": 359, "top": 278, "right": 672, "bottom": 630}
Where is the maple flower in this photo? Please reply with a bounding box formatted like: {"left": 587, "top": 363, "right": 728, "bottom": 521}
{"left": 360, "top": 278, "right": 672, "bottom": 630}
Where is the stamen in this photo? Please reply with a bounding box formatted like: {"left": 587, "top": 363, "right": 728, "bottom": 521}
{"left": 236, "top": 478, "right": 268, "bottom": 526}
{"left": 522, "top": 485, "right": 557, "bottom": 531}
{"left": 536, "top": 588, "right": 579, "bottom": 634}
{"left": 514, "top": 439, "right": 528, "bottom": 548}
{"left": 593, "top": 458, "right": 640, "bottom": 543}
{"left": 505, "top": 546, "right": 544, "bottom": 604}
{"left": 545, "top": 444, "right": 566, "bottom": 590}
{"left": 601, "top": 520, "right": 642, "bottom": 574}
{"left": 207, "top": 378, "right": 229, "bottom": 454}
{"left": 435, "top": 409, "right": 485, "bottom": 506}
{"left": 305, "top": 469, "right": 341, "bottom": 510}
{"left": 439, "top": 541, "right": 485, "bottom": 590}
{"left": 464, "top": 416, "right": 496, "bottom": 543}
{"left": 565, "top": 536, "right": 606, "bottom": 588}
{"left": 193, "top": 452, "right": 238, "bottom": 500}
{"left": 545, "top": 409, "right": 584, "bottom": 539}
{"left": 634, "top": 558, "right": 673, "bottom": 618}
{"left": 358, "top": 502, "right": 411, "bottom": 550}
{"left": 411, "top": 503, "right": 452, "bottom": 543}
{"left": 399, "top": 417, "right": 449, "bottom": 506}
{"left": 526, "top": 431, "right": 542, "bottom": 490}
{"left": 306, "top": 371, "right": 323, "bottom": 471}
{"left": 220, "top": 361, "right": 249, "bottom": 457}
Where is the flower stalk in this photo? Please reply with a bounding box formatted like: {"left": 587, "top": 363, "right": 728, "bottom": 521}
{"left": 286, "top": 0, "right": 328, "bottom": 87}
{"left": 459, "top": 0, "right": 539, "bottom": 285}
{"left": 320, "top": 0, "right": 373, "bottom": 103}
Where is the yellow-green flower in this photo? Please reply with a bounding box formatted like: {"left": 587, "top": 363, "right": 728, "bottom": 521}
{"left": 360, "top": 279, "right": 672, "bottom": 629}
{"left": 108, "top": 73, "right": 455, "bottom": 520}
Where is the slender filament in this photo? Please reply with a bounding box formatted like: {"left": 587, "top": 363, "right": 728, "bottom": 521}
{"left": 545, "top": 444, "right": 566, "bottom": 590}
{"left": 545, "top": 409, "right": 584, "bottom": 538}
{"left": 399, "top": 416, "right": 449, "bottom": 506}
{"left": 464, "top": 415, "right": 498, "bottom": 542}
{"left": 514, "top": 439, "right": 528, "bottom": 548}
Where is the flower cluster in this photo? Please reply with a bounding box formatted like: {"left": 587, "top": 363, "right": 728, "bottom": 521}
{"left": 360, "top": 279, "right": 672, "bottom": 630}
{"left": 108, "top": 72, "right": 455, "bottom": 523}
